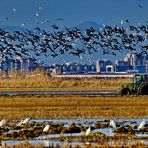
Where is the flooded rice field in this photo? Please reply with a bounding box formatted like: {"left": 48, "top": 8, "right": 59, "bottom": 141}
{"left": 0, "top": 118, "right": 148, "bottom": 147}
{"left": 0, "top": 90, "right": 117, "bottom": 96}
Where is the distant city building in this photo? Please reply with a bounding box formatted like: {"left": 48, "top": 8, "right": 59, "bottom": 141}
{"left": 0, "top": 56, "right": 37, "bottom": 72}
{"left": 96, "top": 60, "right": 113, "bottom": 73}
{"left": 115, "top": 53, "right": 148, "bottom": 74}
{"left": 1, "top": 53, "right": 148, "bottom": 75}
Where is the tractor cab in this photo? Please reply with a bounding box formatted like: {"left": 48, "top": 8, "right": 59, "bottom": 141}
{"left": 133, "top": 74, "right": 148, "bottom": 84}
{"left": 120, "top": 74, "right": 148, "bottom": 96}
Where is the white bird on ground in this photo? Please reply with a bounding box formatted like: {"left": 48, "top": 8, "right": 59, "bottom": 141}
{"left": 43, "top": 124, "right": 50, "bottom": 132}
{"left": 109, "top": 119, "right": 116, "bottom": 131}
{"left": 22, "top": 117, "right": 30, "bottom": 124}
{"left": 0, "top": 119, "right": 6, "bottom": 127}
{"left": 138, "top": 119, "right": 146, "bottom": 130}
{"left": 85, "top": 126, "right": 91, "bottom": 136}
{"left": 17, "top": 120, "right": 23, "bottom": 126}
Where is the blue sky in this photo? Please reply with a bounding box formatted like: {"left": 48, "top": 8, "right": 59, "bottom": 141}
{"left": 0, "top": 0, "right": 147, "bottom": 28}
{"left": 0, "top": 0, "right": 147, "bottom": 63}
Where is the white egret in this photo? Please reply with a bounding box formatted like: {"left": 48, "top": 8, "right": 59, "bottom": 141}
{"left": 138, "top": 119, "right": 145, "bottom": 130}
{"left": 0, "top": 119, "right": 6, "bottom": 127}
{"left": 22, "top": 117, "right": 30, "bottom": 124}
{"left": 17, "top": 120, "right": 23, "bottom": 126}
{"left": 85, "top": 126, "right": 91, "bottom": 136}
{"left": 109, "top": 119, "right": 116, "bottom": 131}
{"left": 43, "top": 124, "right": 50, "bottom": 132}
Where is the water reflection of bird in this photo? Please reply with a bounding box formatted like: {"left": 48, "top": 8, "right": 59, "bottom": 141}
{"left": 43, "top": 140, "right": 50, "bottom": 147}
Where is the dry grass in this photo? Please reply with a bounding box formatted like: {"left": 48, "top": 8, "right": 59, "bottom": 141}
{"left": 0, "top": 69, "right": 131, "bottom": 91}
{"left": 0, "top": 95, "right": 147, "bottom": 120}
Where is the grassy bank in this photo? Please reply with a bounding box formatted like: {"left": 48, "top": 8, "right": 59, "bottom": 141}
{"left": 0, "top": 70, "right": 131, "bottom": 91}
{"left": 0, "top": 95, "right": 147, "bottom": 120}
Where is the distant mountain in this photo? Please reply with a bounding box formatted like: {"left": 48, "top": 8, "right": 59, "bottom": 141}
{"left": 74, "top": 21, "right": 101, "bottom": 30}
{"left": 0, "top": 25, "right": 26, "bottom": 33}
{"left": 0, "top": 21, "right": 101, "bottom": 32}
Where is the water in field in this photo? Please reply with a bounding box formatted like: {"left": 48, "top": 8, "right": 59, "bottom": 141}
{"left": 0, "top": 90, "right": 117, "bottom": 96}
{"left": 1, "top": 118, "right": 148, "bottom": 147}
{"left": 2, "top": 138, "right": 148, "bottom": 147}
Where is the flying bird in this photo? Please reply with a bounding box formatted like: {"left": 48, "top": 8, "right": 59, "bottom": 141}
{"left": 35, "top": 12, "right": 39, "bottom": 17}
{"left": 37, "top": 6, "right": 42, "bottom": 10}
{"left": 138, "top": 4, "right": 143, "bottom": 8}
{"left": 13, "top": 8, "right": 16, "bottom": 12}
{"left": 56, "top": 18, "right": 64, "bottom": 21}
{"left": 4, "top": 17, "right": 8, "bottom": 22}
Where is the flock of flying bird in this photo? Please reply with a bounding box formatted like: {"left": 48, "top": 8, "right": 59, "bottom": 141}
{"left": 0, "top": 20, "right": 148, "bottom": 66}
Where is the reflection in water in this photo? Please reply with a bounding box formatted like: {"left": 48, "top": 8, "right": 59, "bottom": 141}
{"left": 0, "top": 91, "right": 117, "bottom": 96}
{"left": 2, "top": 118, "right": 148, "bottom": 147}
{"left": 2, "top": 139, "right": 148, "bottom": 147}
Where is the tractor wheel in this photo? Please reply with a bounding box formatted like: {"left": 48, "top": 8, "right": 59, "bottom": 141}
{"left": 139, "top": 84, "right": 148, "bottom": 95}
{"left": 120, "top": 88, "right": 131, "bottom": 96}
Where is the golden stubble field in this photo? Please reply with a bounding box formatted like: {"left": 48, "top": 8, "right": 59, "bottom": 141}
{"left": 0, "top": 94, "right": 148, "bottom": 120}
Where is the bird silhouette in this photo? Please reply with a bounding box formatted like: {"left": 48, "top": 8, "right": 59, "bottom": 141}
{"left": 138, "top": 4, "right": 143, "bottom": 8}
{"left": 0, "top": 20, "right": 147, "bottom": 68}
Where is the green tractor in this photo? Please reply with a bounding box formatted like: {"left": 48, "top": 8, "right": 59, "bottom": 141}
{"left": 120, "top": 74, "right": 148, "bottom": 95}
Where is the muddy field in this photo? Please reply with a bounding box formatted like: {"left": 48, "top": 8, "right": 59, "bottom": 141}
{"left": 0, "top": 74, "right": 147, "bottom": 148}
{"left": 0, "top": 94, "right": 147, "bottom": 119}
{"left": 0, "top": 94, "right": 147, "bottom": 147}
